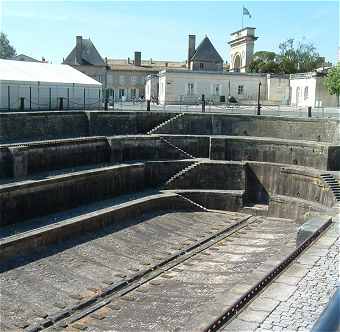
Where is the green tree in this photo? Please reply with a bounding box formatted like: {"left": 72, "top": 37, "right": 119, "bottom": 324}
{"left": 325, "top": 64, "right": 340, "bottom": 106}
{"left": 278, "top": 39, "right": 324, "bottom": 74}
{"left": 0, "top": 32, "right": 16, "bottom": 59}
{"left": 248, "top": 39, "right": 324, "bottom": 74}
{"left": 248, "top": 51, "right": 281, "bottom": 73}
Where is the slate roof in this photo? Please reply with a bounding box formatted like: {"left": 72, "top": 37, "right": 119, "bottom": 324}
{"left": 64, "top": 39, "right": 105, "bottom": 66}
{"left": 190, "top": 37, "right": 223, "bottom": 63}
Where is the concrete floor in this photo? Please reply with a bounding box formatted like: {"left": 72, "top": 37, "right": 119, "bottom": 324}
{"left": 0, "top": 211, "right": 300, "bottom": 331}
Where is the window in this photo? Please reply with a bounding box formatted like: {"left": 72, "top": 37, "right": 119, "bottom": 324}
{"left": 131, "top": 76, "right": 137, "bottom": 84}
{"left": 187, "top": 83, "right": 194, "bottom": 96}
{"left": 238, "top": 85, "right": 244, "bottom": 95}
{"left": 304, "top": 86, "right": 309, "bottom": 100}
{"left": 131, "top": 88, "right": 136, "bottom": 99}
{"left": 213, "top": 84, "right": 220, "bottom": 96}
{"left": 200, "top": 63, "right": 204, "bottom": 70}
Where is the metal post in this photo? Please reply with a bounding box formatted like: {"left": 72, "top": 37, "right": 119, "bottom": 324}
{"left": 307, "top": 106, "right": 312, "bottom": 118}
{"left": 202, "top": 94, "right": 205, "bottom": 113}
{"left": 20, "top": 97, "right": 25, "bottom": 111}
{"left": 29, "top": 87, "right": 32, "bottom": 110}
{"left": 147, "top": 99, "right": 151, "bottom": 111}
{"left": 98, "top": 89, "right": 101, "bottom": 109}
{"left": 59, "top": 97, "right": 64, "bottom": 110}
{"left": 104, "top": 89, "right": 109, "bottom": 110}
{"left": 67, "top": 88, "right": 70, "bottom": 110}
{"left": 83, "top": 88, "right": 86, "bottom": 110}
{"left": 257, "top": 82, "right": 262, "bottom": 115}
{"left": 7, "top": 86, "right": 10, "bottom": 111}
{"left": 49, "top": 87, "right": 51, "bottom": 110}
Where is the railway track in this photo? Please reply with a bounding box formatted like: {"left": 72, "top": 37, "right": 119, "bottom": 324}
{"left": 10, "top": 211, "right": 326, "bottom": 332}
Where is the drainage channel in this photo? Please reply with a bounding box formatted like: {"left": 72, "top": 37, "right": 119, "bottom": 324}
{"left": 25, "top": 214, "right": 254, "bottom": 331}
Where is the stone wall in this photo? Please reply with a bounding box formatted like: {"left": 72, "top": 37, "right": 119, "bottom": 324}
{"left": 268, "top": 195, "right": 331, "bottom": 222}
{"left": 210, "top": 136, "right": 336, "bottom": 171}
{"left": 0, "top": 164, "right": 145, "bottom": 226}
{"left": 246, "top": 162, "right": 336, "bottom": 208}
{"left": 0, "top": 111, "right": 89, "bottom": 143}
{"left": 155, "top": 114, "right": 340, "bottom": 143}
{"left": 177, "top": 190, "right": 244, "bottom": 211}
{"left": 166, "top": 161, "right": 245, "bottom": 190}
{"left": 0, "top": 111, "right": 175, "bottom": 144}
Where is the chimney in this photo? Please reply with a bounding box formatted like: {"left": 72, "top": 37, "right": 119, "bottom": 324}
{"left": 76, "top": 36, "right": 82, "bottom": 65}
{"left": 134, "top": 51, "right": 141, "bottom": 66}
{"left": 188, "top": 34, "right": 196, "bottom": 68}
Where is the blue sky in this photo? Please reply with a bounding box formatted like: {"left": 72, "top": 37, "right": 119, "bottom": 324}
{"left": 0, "top": 1, "right": 339, "bottom": 64}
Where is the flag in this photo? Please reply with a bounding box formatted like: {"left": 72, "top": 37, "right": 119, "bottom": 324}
{"left": 243, "top": 6, "right": 252, "bottom": 18}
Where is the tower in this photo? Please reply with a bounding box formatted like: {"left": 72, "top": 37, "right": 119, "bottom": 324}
{"left": 228, "top": 27, "right": 258, "bottom": 72}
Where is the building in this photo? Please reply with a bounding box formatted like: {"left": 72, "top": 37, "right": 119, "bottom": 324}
{"left": 228, "top": 27, "right": 258, "bottom": 73}
{"left": 147, "top": 69, "right": 290, "bottom": 105}
{"left": 0, "top": 59, "right": 102, "bottom": 111}
{"left": 187, "top": 35, "right": 224, "bottom": 72}
{"left": 63, "top": 36, "right": 108, "bottom": 87}
{"left": 63, "top": 36, "right": 185, "bottom": 102}
{"left": 11, "top": 54, "right": 41, "bottom": 62}
{"left": 289, "top": 70, "right": 339, "bottom": 107}
{"left": 107, "top": 54, "right": 185, "bottom": 101}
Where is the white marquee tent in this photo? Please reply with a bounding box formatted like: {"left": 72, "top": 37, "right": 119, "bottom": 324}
{"left": 0, "top": 59, "right": 102, "bottom": 111}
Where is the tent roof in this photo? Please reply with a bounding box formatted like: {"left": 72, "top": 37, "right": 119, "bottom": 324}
{"left": 0, "top": 59, "right": 102, "bottom": 86}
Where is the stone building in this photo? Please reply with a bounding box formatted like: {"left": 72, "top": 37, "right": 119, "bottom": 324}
{"left": 187, "top": 35, "right": 224, "bottom": 72}
{"left": 228, "top": 27, "right": 258, "bottom": 73}
{"left": 63, "top": 36, "right": 108, "bottom": 88}
{"left": 290, "top": 70, "right": 339, "bottom": 107}
{"left": 63, "top": 36, "right": 185, "bottom": 102}
{"left": 147, "top": 69, "right": 291, "bottom": 105}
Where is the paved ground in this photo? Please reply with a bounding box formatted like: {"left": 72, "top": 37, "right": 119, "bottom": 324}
{"left": 1, "top": 211, "right": 302, "bottom": 331}
{"left": 109, "top": 103, "right": 340, "bottom": 120}
{"left": 221, "top": 218, "right": 339, "bottom": 332}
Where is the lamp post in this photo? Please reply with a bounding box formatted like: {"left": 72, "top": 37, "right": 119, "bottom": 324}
{"left": 257, "top": 82, "right": 262, "bottom": 115}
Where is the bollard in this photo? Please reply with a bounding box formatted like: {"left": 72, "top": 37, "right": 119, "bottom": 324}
{"left": 202, "top": 94, "right": 205, "bottom": 113}
{"left": 147, "top": 99, "right": 151, "bottom": 111}
{"left": 19, "top": 97, "right": 25, "bottom": 111}
{"left": 59, "top": 97, "right": 64, "bottom": 111}
{"left": 308, "top": 106, "right": 312, "bottom": 118}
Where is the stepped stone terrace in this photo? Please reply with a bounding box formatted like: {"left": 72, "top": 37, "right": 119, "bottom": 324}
{"left": 0, "top": 110, "right": 339, "bottom": 332}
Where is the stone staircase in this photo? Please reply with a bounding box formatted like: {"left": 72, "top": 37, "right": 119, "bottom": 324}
{"left": 147, "top": 113, "right": 184, "bottom": 135}
{"left": 320, "top": 173, "right": 340, "bottom": 202}
{"left": 163, "top": 161, "right": 202, "bottom": 188}
{"left": 176, "top": 193, "right": 209, "bottom": 212}
{"left": 160, "top": 136, "right": 195, "bottom": 159}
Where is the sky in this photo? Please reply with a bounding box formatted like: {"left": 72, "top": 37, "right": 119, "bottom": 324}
{"left": 0, "top": 1, "right": 339, "bottom": 64}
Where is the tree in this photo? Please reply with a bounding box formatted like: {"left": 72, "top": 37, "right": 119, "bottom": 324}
{"left": 0, "top": 32, "right": 16, "bottom": 59}
{"left": 325, "top": 64, "right": 340, "bottom": 106}
{"left": 248, "top": 51, "right": 281, "bottom": 73}
{"left": 247, "top": 39, "right": 324, "bottom": 74}
{"left": 278, "top": 39, "right": 324, "bottom": 74}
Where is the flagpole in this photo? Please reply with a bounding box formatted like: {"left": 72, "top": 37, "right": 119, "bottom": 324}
{"left": 242, "top": 6, "right": 244, "bottom": 29}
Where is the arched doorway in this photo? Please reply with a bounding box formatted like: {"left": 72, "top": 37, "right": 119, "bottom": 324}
{"left": 233, "top": 54, "right": 241, "bottom": 72}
